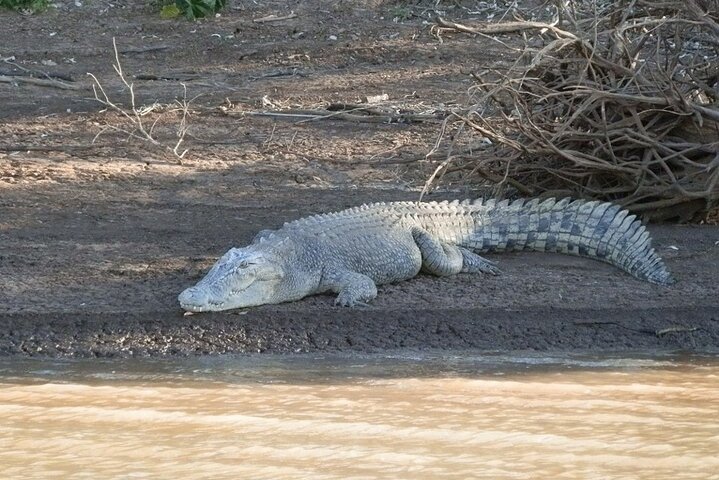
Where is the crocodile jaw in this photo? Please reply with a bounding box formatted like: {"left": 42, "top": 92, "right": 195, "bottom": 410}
{"left": 178, "top": 247, "right": 285, "bottom": 312}
{"left": 178, "top": 281, "right": 276, "bottom": 312}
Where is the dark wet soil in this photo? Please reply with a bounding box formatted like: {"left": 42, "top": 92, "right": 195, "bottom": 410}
{"left": 2, "top": 183, "right": 718, "bottom": 357}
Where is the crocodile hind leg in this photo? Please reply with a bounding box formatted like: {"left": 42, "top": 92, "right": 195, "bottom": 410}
{"left": 459, "top": 247, "right": 501, "bottom": 275}
{"left": 322, "top": 268, "right": 378, "bottom": 307}
{"left": 412, "top": 227, "right": 463, "bottom": 275}
{"left": 412, "top": 228, "right": 500, "bottom": 276}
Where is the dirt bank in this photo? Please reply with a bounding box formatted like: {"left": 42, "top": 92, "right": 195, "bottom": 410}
{"left": 2, "top": 180, "right": 717, "bottom": 357}
{"left": 1, "top": 1, "right": 717, "bottom": 357}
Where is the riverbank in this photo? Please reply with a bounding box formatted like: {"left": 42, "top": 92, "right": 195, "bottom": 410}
{"left": 1, "top": 2, "right": 717, "bottom": 357}
{"left": 1, "top": 183, "right": 717, "bottom": 357}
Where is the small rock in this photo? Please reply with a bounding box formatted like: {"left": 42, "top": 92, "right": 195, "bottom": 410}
{"left": 365, "top": 93, "right": 389, "bottom": 104}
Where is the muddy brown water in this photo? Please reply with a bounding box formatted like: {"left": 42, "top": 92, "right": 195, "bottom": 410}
{"left": 1, "top": 352, "right": 718, "bottom": 479}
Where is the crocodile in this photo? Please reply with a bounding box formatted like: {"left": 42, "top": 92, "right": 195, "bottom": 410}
{"left": 178, "top": 197, "right": 674, "bottom": 312}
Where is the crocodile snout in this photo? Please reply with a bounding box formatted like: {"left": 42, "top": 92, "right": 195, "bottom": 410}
{"left": 178, "top": 286, "right": 209, "bottom": 312}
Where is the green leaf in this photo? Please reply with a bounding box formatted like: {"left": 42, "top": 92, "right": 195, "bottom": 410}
{"left": 175, "top": 0, "right": 225, "bottom": 20}
{"left": 0, "top": 0, "right": 48, "bottom": 11}
{"left": 160, "top": 4, "right": 181, "bottom": 19}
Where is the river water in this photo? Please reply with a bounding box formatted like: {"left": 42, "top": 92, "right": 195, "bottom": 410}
{"left": 1, "top": 352, "right": 718, "bottom": 479}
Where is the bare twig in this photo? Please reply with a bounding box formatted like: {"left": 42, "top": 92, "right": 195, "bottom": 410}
{"left": 87, "top": 38, "right": 192, "bottom": 162}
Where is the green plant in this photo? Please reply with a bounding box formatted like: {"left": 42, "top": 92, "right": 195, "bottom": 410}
{"left": 174, "top": 0, "right": 226, "bottom": 20}
{"left": 0, "top": 0, "right": 48, "bottom": 12}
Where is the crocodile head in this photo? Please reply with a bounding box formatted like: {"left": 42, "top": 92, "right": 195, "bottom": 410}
{"left": 178, "top": 246, "right": 288, "bottom": 312}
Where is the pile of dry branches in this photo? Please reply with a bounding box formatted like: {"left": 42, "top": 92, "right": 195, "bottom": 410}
{"left": 440, "top": 0, "right": 719, "bottom": 221}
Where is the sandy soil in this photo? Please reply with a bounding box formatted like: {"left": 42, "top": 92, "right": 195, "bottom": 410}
{"left": 1, "top": 1, "right": 718, "bottom": 357}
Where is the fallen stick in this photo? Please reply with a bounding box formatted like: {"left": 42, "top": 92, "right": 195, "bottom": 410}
{"left": 250, "top": 111, "right": 396, "bottom": 123}
{"left": 372, "top": 140, "right": 492, "bottom": 165}
{"left": 135, "top": 73, "right": 201, "bottom": 81}
{"left": 0, "top": 144, "right": 107, "bottom": 152}
{"left": 435, "top": 16, "right": 576, "bottom": 39}
{"left": 0, "top": 67, "right": 74, "bottom": 83}
{"left": 563, "top": 88, "right": 719, "bottom": 123}
{"left": 232, "top": 108, "right": 443, "bottom": 124}
{"left": 655, "top": 326, "right": 699, "bottom": 337}
{"left": 0, "top": 75, "right": 81, "bottom": 90}
{"left": 250, "top": 69, "right": 309, "bottom": 80}
{"left": 253, "top": 12, "right": 297, "bottom": 23}
{"left": 119, "top": 45, "right": 170, "bottom": 54}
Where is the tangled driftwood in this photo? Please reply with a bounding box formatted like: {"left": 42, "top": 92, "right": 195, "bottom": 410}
{"left": 436, "top": 0, "right": 718, "bottom": 221}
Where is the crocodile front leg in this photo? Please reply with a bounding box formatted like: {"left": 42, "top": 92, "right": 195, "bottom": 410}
{"left": 321, "top": 268, "right": 378, "bottom": 307}
{"left": 412, "top": 227, "right": 501, "bottom": 276}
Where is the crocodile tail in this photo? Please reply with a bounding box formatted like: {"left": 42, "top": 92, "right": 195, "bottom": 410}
{"left": 465, "top": 198, "right": 674, "bottom": 285}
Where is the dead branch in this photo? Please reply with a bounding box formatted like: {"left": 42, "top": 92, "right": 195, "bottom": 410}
{"left": 252, "top": 12, "right": 297, "bottom": 23}
{"left": 428, "top": 2, "right": 719, "bottom": 221}
{"left": 226, "top": 107, "right": 444, "bottom": 125}
{"left": 118, "top": 45, "right": 170, "bottom": 54}
{"left": 0, "top": 75, "right": 81, "bottom": 90}
{"left": 1, "top": 59, "right": 75, "bottom": 82}
{"left": 655, "top": 326, "right": 699, "bottom": 336}
{"left": 0, "top": 144, "right": 107, "bottom": 152}
{"left": 371, "top": 140, "right": 493, "bottom": 165}
{"left": 435, "top": 16, "right": 576, "bottom": 39}
{"left": 87, "top": 38, "right": 191, "bottom": 161}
